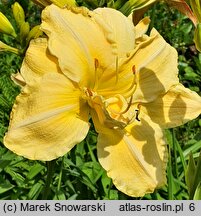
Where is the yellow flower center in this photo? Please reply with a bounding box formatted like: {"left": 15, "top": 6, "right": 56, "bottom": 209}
{"left": 82, "top": 87, "right": 140, "bottom": 129}
{"left": 81, "top": 58, "right": 140, "bottom": 129}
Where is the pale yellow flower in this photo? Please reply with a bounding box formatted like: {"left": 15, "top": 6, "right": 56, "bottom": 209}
{"left": 4, "top": 5, "right": 201, "bottom": 197}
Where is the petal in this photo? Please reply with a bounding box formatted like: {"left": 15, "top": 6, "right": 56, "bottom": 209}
{"left": 98, "top": 29, "right": 179, "bottom": 101}
{"left": 130, "top": 29, "right": 179, "bottom": 103}
{"left": 41, "top": 5, "right": 116, "bottom": 86}
{"left": 21, "top": 37, "right": 61, "bottom": 85}
{"left": 95, "top": 113, "right": 167, "bottom": 197}
{"left": 4, "top": 73, "right": 89, "bottom": 161}
{"left": 93, "top": 8, "right": 135, "bottom": 57}
{"left": 11, "top": 72, "right": 25, "bottom": 87}
{"left": 135, "top": 17, "right": 150, "bottom": 39}
{"left": 142, "top": 84, "right": 201, "bottom": 128}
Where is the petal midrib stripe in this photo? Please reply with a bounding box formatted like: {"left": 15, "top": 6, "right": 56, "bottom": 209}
{"left": 12, "top": 105, "right": 77, "bottom": 129}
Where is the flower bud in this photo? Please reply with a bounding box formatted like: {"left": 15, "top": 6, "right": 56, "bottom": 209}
{"left": 51, "top": 0, "right": 77, "bottom": 7}
{"left": 32, "top": 0, "right": 77, "bottom": 7}
{"left": 12, "top": 2, "right": 25, "bottom": 27}
{"left": 116, "top": 0, "right": 157, "bottom": 16}
{"left": 0, "top": 40, "right": 20, "bottom": 54}
{"left": 26, "top": 25, "right": 43, "bottom": 44}
{"left": 0, "top": 12, "right": 17, "bottom": 37}
{"left": 194, "top": 23, "right": 201, "bottom": 52}
{"left": 20, "top": 22, "right": 30, "bottom": 42}
{"left": 190, "top": 0, "right": 201, "bottom": 23}
{"left": 31, "top": 0, "right": 50, "bottom": 7}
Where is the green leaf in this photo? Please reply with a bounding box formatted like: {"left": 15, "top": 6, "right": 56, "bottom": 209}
{"left": 4, "top": 167, "right": 25, "bottom": 186}
{"left": 177, "top": 140, "right": 201, "bottom": 162}
{"left": 28, "top": 181, "right": 43, "bottom": 200}
{"left": 53, "top": 190, "right": 66, "bottom": 200}
{"left": 0, "top": 181, "right": 14, "bottom": 194}
{"left": 68, "top": 194, "right": 78, "bottom": 200}
{"left": 164, "top": 129, "right": 173, "bottom": 148}
{"left": 75, "top": 141, "right": 85, "bottom": 166}
{"left": 26, "top": 163, "right": 45, "bottom": 180}
{"left": 107, "top": 0, "right": 115, "bottom": 7}
{"left": 184, "top": 66, "right": 199, "bottom": 81}
{"left": 81, "top": 161, "right": 103, "bottom": 184}
{"left": 167, "top": 141, "right": 174, "bottom": 200}
{"left": 108, "top": 189, "right": 118, "bottom": 200}
{"left": 101, "top": 171, "right": 112, "bottom": 198}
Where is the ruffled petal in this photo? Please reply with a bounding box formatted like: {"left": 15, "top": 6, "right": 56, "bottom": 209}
{"left": 41, "top": 5, "right": 116, "bottom": 86}
{"left": 4, "top": 73, "right": 89, "bottom": 161}
{"left": 96, "top": 113, "right": 167, "bottom": 197}
{"left": 130, "top": 29, "right": 179, "bottom": 102}
{"left": 20, "top": 38, "right": 61, "bottom": 85}
{"left": 142, "top": 84, "right": 201, "bottom": 128}
{"left": 93, "top": 7, "right": 135, "bottom": 57}
{"left": 135, "top": 17, "right": 150, "bottom": 39}
{"left": 98, "top": 29, "right": 179, "bottom": 101}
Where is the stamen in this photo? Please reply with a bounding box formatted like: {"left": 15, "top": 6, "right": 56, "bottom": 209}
{"left": 93, "top": 58, "right": 99, "bottom": 90}
{"left": 120, "top": 65, "right": 137, "bottom": 99}
{"left": 86, "top": 88, "right": 93, "bottom": 97}
{"left": 135, "top": 104, "right": 141, "bottom": 121}
{"left": 94, "top": 58, "right": 99, "bottom": 69}
{"left": 135, "top": 110, "right": 140, "bottom": 121}
{"left": 119, "top": 95, "right": 133, "bottom": 114}
{"left": 115, "top": 56, "right": 119, "bottom": 84}
{"left": 137, "top": 103, "right": 141, "bottom": 110}
{"left": 132, "top": 65, "right": 136, "bottom": 74}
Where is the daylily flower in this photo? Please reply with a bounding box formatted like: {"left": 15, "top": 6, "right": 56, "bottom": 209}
{"left": 4, "top": 5, "right": 201, "bottom": 197}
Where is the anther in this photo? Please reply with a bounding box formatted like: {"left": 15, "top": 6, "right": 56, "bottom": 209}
{"left": 93, "top": 58, "right": 100, "bottom": 90}
{"left": 86, "top": 88, "right": 93, "bottom": 97}
{"left": 115, "top": 56, "right": 119, "bottom": 84}
{"left": 135, "top": 104, "right": 141, "bottom": 121}
{"left": 132, "top": 65, "right": 136, "bottom": 75}
{"left": 135, "top": 109, "right": 140, "bottom": 121}
{"left": 94, "top": 58, "right": 99, "bottom": 69}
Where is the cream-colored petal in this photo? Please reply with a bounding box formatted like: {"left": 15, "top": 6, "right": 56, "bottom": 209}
{"left": 142, "top": 84, "right": 201, "bottom": 128}
{"left": 4, "top": 73, "right": 89, "bottom": 161}
{"left": 96, "top": 114, "right": 167, "bottom": 197}
{"left": 20, "top": 37, "right": 61, "bottom": 85}
{"left": 93, "top": 7, "right": 135, "bottom": 57}
{"left": 98, "top": 29, "right": 179, "bottom": 101}
{"left": 135, "top": 17, "right": 150, "bottom": 39}
{"left": 41, "top": 5, "right": 116, "bottom": 86}
{"left": 11, "top": 72, "right": 25, "bottom": 87}
{"left": 132, "top": 29, "right": 179, "bottom": 103}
